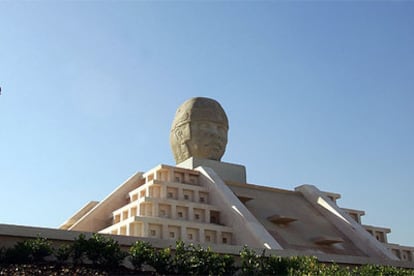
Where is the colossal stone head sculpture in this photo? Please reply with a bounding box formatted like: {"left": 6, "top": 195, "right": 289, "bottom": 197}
{"left": 170, "top": 97, "right": 229, "bottom": 164}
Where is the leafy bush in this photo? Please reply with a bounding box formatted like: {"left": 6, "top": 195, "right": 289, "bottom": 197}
{"left": 354, "top": 264, "right": 414, "bottom": 276}
{"left": 4, "top": 242, "right": 31, "bottom": 264}
{"left": 55, "top": 244, "right": 72, "bottom": 263}
{"left": 185, "top": 244, "right": 235, "bottom": 276}
{"left": 24, "top": 236, "right": 53, "bottom": 262}
{"left": 149, "top": 247, "right": 174, "bottom": 275}
{"left": 86, "top": 233, "right": 126, "bottom": 267}
{"left": 239, "top": 246, "right": 262, "bottom": 275}
{"left": 168, "top": 240, "right": 234, "bottom": 276}
{"left": 239, "top": 247, "right": 354, "bottom": 276}
{"left": 71, "top": 233, "right": 126, "bottom": 268}
{"left": 128, "top": 241, "right": 414, "bottom": 276}
{"left": 1, "top": 234, "right": 414, "bottom": 276}
{"left": 71, "top": 233, "right": 88, "bottom": 264}
{"left": 262, "top": 254, "right": 293, "bottom": 275}
{"left": 170, "top": 240, "right": 188, "bottom": 274}
{"left": 0, "top": 247, "right": 6, "bottom": 264}
{"left": 1, "top": 237, "right": 53, "bottom": 264}
{"left": 130, "top": 240, "right": 235, "bottom": 275}
{"left": 287, "top": 255, "right": 320, "bottom": 275}
{"left": 129, "top": 240, "right": 153, "bottom": 270}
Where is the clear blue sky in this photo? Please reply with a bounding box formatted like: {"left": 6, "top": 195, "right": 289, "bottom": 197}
{"left": 1, "top": 2, "right": 413, "bottom": 247}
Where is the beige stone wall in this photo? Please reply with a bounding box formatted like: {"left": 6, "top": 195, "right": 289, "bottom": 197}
{"left": 60, "top": 161, "right": 413, "bottom": 265}
{"left": 1, "top": 223, "right": 414, "bottom": 268}
{"left": 99, "top": 165, "right": 235, "bottom": 246}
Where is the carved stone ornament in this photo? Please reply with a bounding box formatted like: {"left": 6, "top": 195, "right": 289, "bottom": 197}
{"left": 170, "top": 97, "right": 229, "bottom": 164}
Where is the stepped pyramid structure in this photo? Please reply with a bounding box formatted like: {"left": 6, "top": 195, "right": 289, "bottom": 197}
{"left": 60, "top": 97, "right": 413, "bottom": 265}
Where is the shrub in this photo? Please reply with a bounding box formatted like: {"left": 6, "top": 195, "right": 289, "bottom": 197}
{"left": 7, "top": 241, "right": 32, "bottom": 264}
{"left": 262, "top": 254, "right": 291, "bottom": 275}
{"left": 149, "top": 247, "right": 173, "bottom": 275}
{"left": 2, "top": 237, "right": 53, "bottom": 264}
{"left": 239, "top": 246, "right": 261, "bottom": 275}
{"left": 24, "top": 236, "right": 53, "bottom": 262}
{"left": 214, "top": 252, "right": 236, "bottom": 276}
{"left": 171, "top": 240, "right": 189, "bottom": 274}
{"left": 129, "top": 240, "right": 153, "bottom": 270}
{"left": 55, "top": 244, "right": 72, "bottom": 263}
{"left": 0, "top": 247, "right": 6, "bottom": 264}
{"left": 1, "top": 235, "right": 414, "bottom": 276}
{"left": 131, "top": 240, "right": 233, "bottom": 275}
{"left": 84, "top": 233, "right": 126, "bottom": 268}
{"left": 169, "top": 241, "right": 235, "bottom": 276}
{"left": 188, "top": 245, "right": 235, "bottom": 276}
{"left": 287, "top": 255, "right": 319, "bottom": 275}
{"left": 70, "top": 233, "right": 126, "bottom": 267}
{"left": 354, "top": 264, "right": 414, "bottom": 276}
{"left": 238, "top": 247, "right": 352, "bottom": 276}
{"left": 71, "top": 233, "right": 88, "bottom": 264}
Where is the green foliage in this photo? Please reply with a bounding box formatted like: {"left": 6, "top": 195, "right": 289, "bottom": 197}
{"left": 71, "top": 233, "right": 126, "bottom": 268}
{"left": 171, "top": 241, "right": 235, "bottom": 276}
{"left": 149, "top": 247, "right": 174, "bottom": 275}
{"left": 1, "top": 235, "right": 414, "bottom": 276}
{"left": 239, "top": 246, "right": 261, "bottom": 275}
{"left": 170, "top": 240, "right": 187, "bottom": 274}
{"left": 55, "top": 244, "right": 71, "bottom": 263}
{"left": 3, "top": 241, "right": 31, "bottom": 264}
{"left": 129, "top": 240, "right": 153, "bottom": 270}
{"left": 71, "top": 233, "right": 88, "bottom": 264}
{"left": 239, "top": 247, "right": 354, "bottom": 276}
{"left": 24, "top": 236, "right": 53, "bottom": 262}
{"left": 0, "top": 247, "right": 5, "bottom": 264}
{"left": 217, "top": 253, "right": 236, "bottom": 275}
{"left": 354, "top": 264, "right": 414, "bottom": 276}
{"left": 287, "top": 255, "right": 320, "bottom": 275}
{"left": 190, "top": 245, "right": 235, "bottom": 276}
{"left": 86, "top": 233, "right": 126, "bottom": 267}
{"left": 1, "top": 236, "right": 53, "bottom": 264}
{"left": 131, "top": 240, "right": 235, "bottom": 275}
{"left": 262, "top": 254, "right": 292, "bottom": 275}
{"left": 189, "top": 245, "right": 234, "bottom": 276}
{"left": 239, "top": 246, "right": 288, "bottom": 275}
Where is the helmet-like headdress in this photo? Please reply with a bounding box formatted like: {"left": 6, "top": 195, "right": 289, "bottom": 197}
{"left": 170, "top": 97, "right": 228, "bottom": 164}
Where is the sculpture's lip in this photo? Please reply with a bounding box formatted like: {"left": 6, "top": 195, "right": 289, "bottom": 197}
{"left": 204, "top": 143, "right": 223, "bottom": 152}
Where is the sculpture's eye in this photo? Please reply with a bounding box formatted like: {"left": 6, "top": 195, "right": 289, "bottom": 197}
{"left": 199, "top": 122, "right": 210, "bottom": 129}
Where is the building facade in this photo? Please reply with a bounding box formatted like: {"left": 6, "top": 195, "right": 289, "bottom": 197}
{"left": 61, "top": 158, "right": 414, "bottom": 264}
{"left": 59, "top": 97, "right": 413, "bottom": 266}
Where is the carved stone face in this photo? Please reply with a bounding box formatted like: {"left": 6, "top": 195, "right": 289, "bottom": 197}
{"left": 186, "top": 120, "right": 228, "bottom": 160}
{"left": 170, "top": 97, "right": 229, "bottom": 164}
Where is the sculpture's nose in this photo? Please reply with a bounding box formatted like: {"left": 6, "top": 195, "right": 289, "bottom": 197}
{"left": 208, "top": 125, "right": 220, "bottom": 138}
{"left": 210, "top": 125, "right": 218, "bottom": 135}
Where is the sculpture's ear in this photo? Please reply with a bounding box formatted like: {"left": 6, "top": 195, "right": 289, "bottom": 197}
{"left": 175, "top": 128, "right": 184, "bottom": 142}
